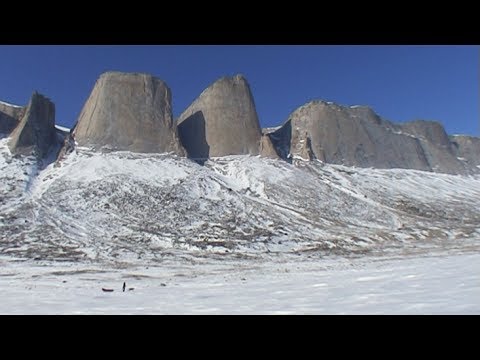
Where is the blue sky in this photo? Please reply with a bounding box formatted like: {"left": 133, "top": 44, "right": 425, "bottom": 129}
{"left": 0, "top": 45, "right": 478, "bottom": 136}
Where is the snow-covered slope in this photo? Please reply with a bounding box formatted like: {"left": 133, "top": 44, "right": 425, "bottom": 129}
{"left": 1, "top": 137, "right": 479, "bottom": 265}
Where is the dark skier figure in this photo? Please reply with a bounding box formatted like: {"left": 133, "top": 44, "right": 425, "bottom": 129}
{"left": 123, "top": 282, "right": 126, "bottom": 292}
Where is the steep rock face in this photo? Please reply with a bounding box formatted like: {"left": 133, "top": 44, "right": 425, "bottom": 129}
{"left": 259, "top": 134, "right": 279, "bottom": 159}
{"left": 8, "top": 92, "right": 56, "bottom": 157}
{"left": 271, "top": 101, "right": 432, "bottom": 171}
{"left": 450, "top": 135, "right": 480, "bottom": 167}
{"left": 399, "top": 120, "right": 467, "bottom": 173}
{"left": 268, "top": 122, "right": 291, "bottom": 160}
{"left": 73, "top": 71, "right": 185, "bottom": 155}
{"left": 55, "top": 130, "right": 75, "bottom": 165}
{"left": 177, "top": 75, "right": 262, "bottom": 159}
{"left": 401, "top": 120, "right": 451, "bottom": 146}
{"left": 0, "top": 101, "right": 24, "bottom": 134}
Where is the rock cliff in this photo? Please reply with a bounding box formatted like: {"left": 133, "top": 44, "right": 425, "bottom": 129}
{"left": 177, "top": 75, "right": 262, "bottom": 159}
{"left": 73, "top": 71, "right": 185, "bottom": 155}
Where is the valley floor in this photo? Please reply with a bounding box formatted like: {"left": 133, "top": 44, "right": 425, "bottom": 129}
{"left": 1, "top": 248, "right": 478, "bottom": 314}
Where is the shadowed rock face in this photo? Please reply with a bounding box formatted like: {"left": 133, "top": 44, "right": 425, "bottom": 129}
{"left": 177, "top": 75, "right": 262, "bottom": 158}
{"left": 8, "top": 92, "right": 56, "bottom": 158}
{"left": 0, "top": 101, "right": 24, "bottom": 134}
{"left": 450, "top": 135, "right": 480, "bottom": 167}
{"left": 270, "top": 101, "right": 476, "bottom": 174}
{"left": 74, "top": 72, "right": 185, "bottom": 155}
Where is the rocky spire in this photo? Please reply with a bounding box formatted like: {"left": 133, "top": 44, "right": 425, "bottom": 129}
{"left": 8, "top": 92, "right": 56, "bottom": 158}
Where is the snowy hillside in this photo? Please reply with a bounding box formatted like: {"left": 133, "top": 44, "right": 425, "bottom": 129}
{"left": 1, "top": 136, "right": 479, "bottom": 266}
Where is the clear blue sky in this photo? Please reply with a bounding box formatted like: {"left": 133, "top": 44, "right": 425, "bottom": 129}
{"left": 0, "top": 45, "right": 478, "bottom": 136}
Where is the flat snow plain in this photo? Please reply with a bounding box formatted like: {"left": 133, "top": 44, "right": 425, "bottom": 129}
{"left": 1, "top": 250, "right": 478, "bottom": 314}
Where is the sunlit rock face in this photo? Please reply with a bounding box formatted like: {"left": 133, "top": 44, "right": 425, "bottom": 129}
{"left": 269, "top": 100, "right": 475, "bottom": 174}
{"left": 74, "top": 71, "right": 185, "bottom": 155}
{"left": 178, "top": 75, "right": 263, "bottom": 159}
